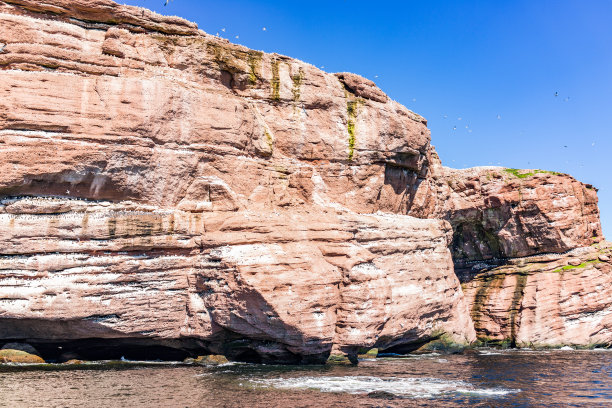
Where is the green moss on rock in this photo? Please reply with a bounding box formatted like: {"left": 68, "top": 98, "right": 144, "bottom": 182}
{"left": 291, "top": 68, "right": 304, "bottom": 102}
{"left": 504, "top": 168, "right": 563, "bottom": 179}
{"left": 206, "top": 42, "right": 263, "bottom": 87}
{"left": 553, "top": 259, "right": 602, "bottom": 273}
{"left": 247, "top": 51, "right": 263, "bottom": 85}
{"left": 509, "top": 273, "right": 528, "bottom": 343}
{"left": 346, "top": 98, "right": 363, "bottom": 161}
{"left": 0, "top": 349, "right": 45, "bottom": 364}
{"left": 418, "top": 333, "right": 468, "bottom": 353}
{"left": 357, "top": 348, "right": 378, "bottom": 359}
{"left": 326, "top": 353, "right": 356, "bottom": 365}
{"left": 270, "top": 59, "right": 281, "bottom": 101}
{"left": 192, "top": 355, "right": 229, "bottom": 366}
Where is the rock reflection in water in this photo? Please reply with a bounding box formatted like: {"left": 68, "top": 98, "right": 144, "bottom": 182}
{"left": 0, "top": 350, "right": 610, "bottom": 408}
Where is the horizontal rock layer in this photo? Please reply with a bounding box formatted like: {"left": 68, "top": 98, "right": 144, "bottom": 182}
{"left": 0, "top": 197, "right": 473, "bottom": 362}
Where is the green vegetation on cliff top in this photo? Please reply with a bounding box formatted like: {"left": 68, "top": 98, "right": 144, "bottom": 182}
{"left": 504, "top": 168, "right": 563, "bottom": 179}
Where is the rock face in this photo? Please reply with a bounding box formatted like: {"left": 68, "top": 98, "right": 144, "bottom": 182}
{"left": 463, "top": 243, "right": 612, "bottom": 347}
{"left": 378, "top": 153, "right": 603, "bottom": 266}
{"left": 0, "top": 0, "right": 609, "bottom": 362}
{"left": 0, "top": 0, "right": 472, "bottom": 363}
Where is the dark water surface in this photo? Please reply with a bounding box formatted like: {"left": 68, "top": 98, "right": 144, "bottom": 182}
{"left": 0, "top": 349, "right": 610, "bottom": 407}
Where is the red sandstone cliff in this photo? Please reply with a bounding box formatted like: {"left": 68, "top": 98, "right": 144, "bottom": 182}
{"left": 0, "top": 0, "right": 609, "bottom": 362}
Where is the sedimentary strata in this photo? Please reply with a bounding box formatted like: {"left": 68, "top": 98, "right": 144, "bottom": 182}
{"left": 463, "top": 243, "right": 612, "bottom": 347}
{"left": 0, "top": 0, "right": 609, "bottom": 363}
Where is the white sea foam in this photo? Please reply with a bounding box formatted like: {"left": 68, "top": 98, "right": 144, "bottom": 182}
{"left": 250, "top": 376, "right": 520, "bottom": 398}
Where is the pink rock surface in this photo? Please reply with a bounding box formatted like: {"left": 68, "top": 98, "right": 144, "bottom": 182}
{"left": 0, "top": 0, "right": 473, "bottom": 362}
{"left": 0, "top": 0, "right": 608, "bottom": 361}
{"left": 379, "top": 152, "right": 603, "bottom": 264}
{"left": 463, "top": 243, "right": 612, "bottom": 347}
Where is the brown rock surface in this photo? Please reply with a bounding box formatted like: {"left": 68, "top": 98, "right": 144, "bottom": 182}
{"left": 463, "top": 243, "right": 612, "bottom": 347}
{"left": 0, "top": 0, "right": 609, "bottom": 361}
{"left": 0, "top": 0, "right": 475, "bottom": 362}
{"left": 379, "top": 153, "right": 603, "bottom": 265}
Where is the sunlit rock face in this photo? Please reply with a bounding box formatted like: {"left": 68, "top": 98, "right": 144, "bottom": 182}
{"left": 0, "top": 0, "right": 608, "bottom": 362}
{"left": 0, "top": 0, "right": 473, "bottom": 362}
{"left": 378, "top": 151, "right": 603, "bottom": 266}
{"left": 462, "top": 244, "right": 612, "bottom": 347}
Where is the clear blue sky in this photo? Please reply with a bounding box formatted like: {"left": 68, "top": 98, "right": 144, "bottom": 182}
{"left": 125, "top": 0, "right": 612, "bottom": 238}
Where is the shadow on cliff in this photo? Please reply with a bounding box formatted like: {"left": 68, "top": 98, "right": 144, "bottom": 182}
{"left": 0, "top": 169, "right": 142, "bottom": 202}
{"left": 0, "top": 318, "right": 197, "bottom": 362}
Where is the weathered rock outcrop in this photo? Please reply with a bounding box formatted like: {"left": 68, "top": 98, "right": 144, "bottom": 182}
{"left": 379, "top": 151, "right": 603, "bottom": 266}
{"left": 0, "top": 0, "right": 473, "bottom": 363}
{"left": 0, "top": 199, "right": 473, "bottom": 362}
{"left": 463, "top": 243, "right": 612, "bottom": 347}
{"left": 0, "top": 0, "right": 609, "bottom": 362}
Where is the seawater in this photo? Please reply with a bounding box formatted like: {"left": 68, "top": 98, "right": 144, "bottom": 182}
{"left": 0, "top": 349, "right": 610, "bottom": 407}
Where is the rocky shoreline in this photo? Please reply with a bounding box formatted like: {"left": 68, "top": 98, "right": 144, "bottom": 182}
{"left": 1, "top": 341, "right": 610, "bottom": 369}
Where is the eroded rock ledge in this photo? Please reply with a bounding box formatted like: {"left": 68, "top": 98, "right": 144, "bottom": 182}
{"left": 0, "top": 0, "right": 609, "bottom": 362}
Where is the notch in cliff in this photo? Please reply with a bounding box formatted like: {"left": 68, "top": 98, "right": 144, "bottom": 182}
{"left": 336, "top": 72, "right": 389, "bottom": 104}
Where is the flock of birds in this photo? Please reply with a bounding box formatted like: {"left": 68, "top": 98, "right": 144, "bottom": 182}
{"left": 441, "top": 90, "right": 594, "bottom": 168}
{"left": 442, "top": 91, "right": 575, "bottom": 141}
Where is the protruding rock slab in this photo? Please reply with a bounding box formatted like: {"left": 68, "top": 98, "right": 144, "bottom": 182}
{"left": 0, "top": 197, "right": 475, "bottom": 362}
{"left": 0, "top": 349, "right": 45, "bottom": 363}
{"left": 379, "top": 153, "right": 603, "bottom": 264}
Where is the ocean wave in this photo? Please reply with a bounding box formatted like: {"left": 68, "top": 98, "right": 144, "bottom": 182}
{"left": 250, "top": 376, "right": 520, "bottom": 398}
{"left": 478, "top": 350, "right": 503, "bottom": 355}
